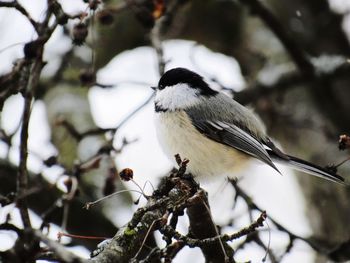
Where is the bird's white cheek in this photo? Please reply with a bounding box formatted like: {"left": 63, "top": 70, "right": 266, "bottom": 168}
{"left": 155, "top": 84, "right": 201, "bottom": 111}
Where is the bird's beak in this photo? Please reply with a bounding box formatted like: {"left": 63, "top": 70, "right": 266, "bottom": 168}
{"left": 150, "top": 86, "right": 157, "bottom": 90}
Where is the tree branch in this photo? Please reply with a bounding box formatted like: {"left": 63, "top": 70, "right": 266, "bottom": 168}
{"left": 238, "top": 0, "right": 314, "bottom": 76}
{"left": 150, "top": 0, "right": 184, "bottom": 75}
{"left": 228, "top": 179, "right": 339, "bottom": 256}
{"left": 235, "top": 58, "right": 350, "bottom": 105}
{"left": 32, "top": 230, "right": 86, "bottom": 263}
{"left": 17, "top": 58, "right": 44, "bottom": 229}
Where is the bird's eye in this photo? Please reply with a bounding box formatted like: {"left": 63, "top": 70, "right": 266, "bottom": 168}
{"left": 159, "top": 84, "right": 164, "bottom": 90}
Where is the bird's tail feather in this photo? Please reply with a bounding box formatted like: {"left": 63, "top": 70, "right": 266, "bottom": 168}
{"left": 267, "top": 150, "right": 346, "bottom": 185}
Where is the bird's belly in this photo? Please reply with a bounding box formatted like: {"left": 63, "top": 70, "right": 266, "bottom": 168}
{"left": 154, "top": 111, "right": 249, "bottom": 178}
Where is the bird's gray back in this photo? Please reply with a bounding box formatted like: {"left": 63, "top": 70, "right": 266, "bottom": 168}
{"left": 185, "top": 93, "right": 267, "bottom": 141}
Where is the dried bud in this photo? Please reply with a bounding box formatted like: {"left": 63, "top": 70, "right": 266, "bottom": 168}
{"left": 97, "top": 9, "right": 114, "bottom": 25}
{"left": 119, "top": 168, "right": 133, "bottom": 181}
{"left": 79, "top": 69, "right": 96, "bottom": 86}
{"left": 153, "top": 0, "right": 165, "bottom": 19}
{"left": 339, "top": 134, "right": 350, "bottom": 150}
{"left": 63, "top": 177, "right": 73, "bottom": 192}
{"left": 72, "top": 23, "right": 88, "bottom": 46}
{"left": 43, "top": 156, "right": 58, "bottom": 167}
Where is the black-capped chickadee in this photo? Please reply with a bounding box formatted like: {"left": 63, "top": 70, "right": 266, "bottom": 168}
{"left": 153, "top": 67, "right": 345, "bottom": 184}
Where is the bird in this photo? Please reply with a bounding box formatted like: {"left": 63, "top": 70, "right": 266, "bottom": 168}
{"left": 153, "top": 67, "right": 346, "bottom": 185}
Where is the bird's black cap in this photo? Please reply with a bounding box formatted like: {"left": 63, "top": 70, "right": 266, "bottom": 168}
{"left": 158, "top": 68, "right": 218, "bottom": 96}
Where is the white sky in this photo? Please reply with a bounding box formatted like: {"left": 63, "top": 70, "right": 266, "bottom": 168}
{"left": 1, "top": 0, "right": 349, "bottom": 262}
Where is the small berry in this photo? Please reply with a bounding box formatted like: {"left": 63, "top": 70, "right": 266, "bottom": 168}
{"left": 72, "top": 23, "right": 88, "bottom": 46}
{"left": 63, "top": 177, "right": 73, "bottom": 192}
{"left": 119, "top": 168, "right": 133, "bottom": 181}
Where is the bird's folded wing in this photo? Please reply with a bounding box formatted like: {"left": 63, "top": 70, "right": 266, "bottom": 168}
{"left": 190, "top": 118, "right": 280, "bottom": 173}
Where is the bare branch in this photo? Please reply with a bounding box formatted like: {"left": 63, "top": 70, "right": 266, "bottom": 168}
{"left": 235, "top": 58, "right": 350, "bottom": 105}
{"left": 238, "top": 0, "right": 314, "bottom": 76}
{"left": 17, "top": 58, "right": 44, "bottom": 229}
{"left": 33, "top": 230, "right": 86, "bottom": 263}
{"left": 228, "top": 179, "right": 335, "bottom": 256}
{"left": 159, "top": 211, "right": 266, "bottom": 253}
{"left": 150, "top": 0, "right": 184, "bottom": 75}
{"left": 151, "top": 17, "right": 166, "bottom": 75}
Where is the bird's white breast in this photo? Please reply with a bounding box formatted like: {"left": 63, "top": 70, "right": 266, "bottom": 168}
{"left": 154, "top": 111, "right": 250, "bottom": 178}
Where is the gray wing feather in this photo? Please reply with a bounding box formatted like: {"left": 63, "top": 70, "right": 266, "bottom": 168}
{"left": 190, "top": 117, "right": 280, "bottom": 173}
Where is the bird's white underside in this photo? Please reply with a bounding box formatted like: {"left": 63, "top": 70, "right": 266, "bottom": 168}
{"left": 154, "top": 110, "right": 250, "bottom": 178}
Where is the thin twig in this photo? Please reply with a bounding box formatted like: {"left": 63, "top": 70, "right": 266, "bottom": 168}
{"left": 139, "top": 241, "right": 185, "bottom": 263}
{"left": 150, "top": 0, "right": 183, "bottom": 75}
{"left": 160, "top": 211, "right": 267, "bottom": 247}
{"left": 111, "top": 91, "right": 155, "bottom": 136}
{"left": 57, "top": 232, "right": 109, "bottom": 241}
{"left": 61, "top": 176, "right": 78, "bottom": 231}
{"left": 32, "top": 230, "right": 85, "bottom": 263}
{"left": 17, "top": 59, "right": 44, "bottom": 229}
{"left": 229, "top": 179, "right": 330, "bottom": 254}
{"left": 151, "top": 16, "right": 166, "bottom": 75}
{"left": 132, "top": 218, "right": 160, "bottom": 260}
{"left": 59, "top": 91, "right": 155, "bottom": 140}
{"left": 84, "top": 189, "right": 144, "bottom": 209}
{"left": 95, "top": 80, "right": 153, "bottom": 89}
{"left": 235, "top": 61, "right": 350, "bottom": 105}
{"left": 15, "top": 0, "right": 61, "bottom": 230}
{"left": 201, "top": 200, "right": 229, "bottom": 262}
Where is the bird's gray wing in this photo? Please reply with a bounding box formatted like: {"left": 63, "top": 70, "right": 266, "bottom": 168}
{"left": 188, "top": 116, "right": 280, "bottom": 173}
